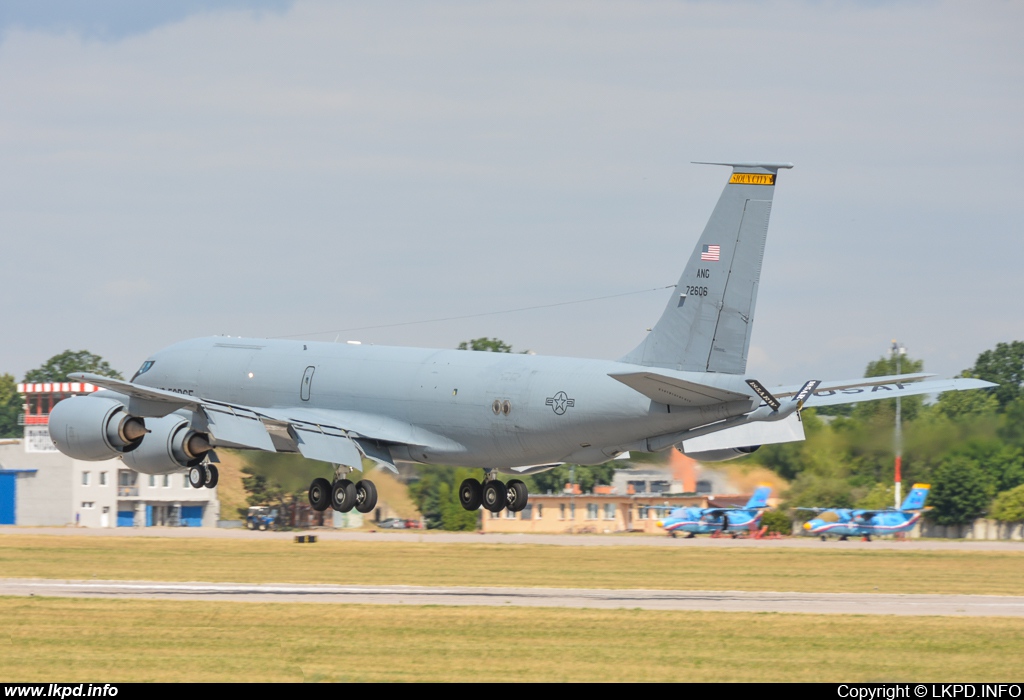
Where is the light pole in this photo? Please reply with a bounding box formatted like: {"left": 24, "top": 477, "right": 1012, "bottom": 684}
{"left": 891, "top": 339, "right": 906, "bottom": 509}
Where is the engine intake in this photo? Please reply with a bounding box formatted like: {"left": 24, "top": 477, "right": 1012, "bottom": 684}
{"left": 49, "top": 396, "right": 146, "bottom": 461}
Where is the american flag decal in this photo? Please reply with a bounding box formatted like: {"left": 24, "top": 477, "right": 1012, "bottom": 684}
{"left": 701, "top": 244, "right": 720, "bottom": 261}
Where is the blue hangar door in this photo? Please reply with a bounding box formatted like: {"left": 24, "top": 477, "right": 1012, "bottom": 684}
{"left": 0, "top": 472, "right": 16, "bottom": 525}
{"left": 180, "top": 506, "right": 203, "bottom": 527}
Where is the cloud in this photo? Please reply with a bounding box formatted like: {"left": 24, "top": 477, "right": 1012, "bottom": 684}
{"left": 0, "top": 0, "right": 1021, "bottom": 381}
{"left": 0, "top": 0, "right": 291, "bottom": 42}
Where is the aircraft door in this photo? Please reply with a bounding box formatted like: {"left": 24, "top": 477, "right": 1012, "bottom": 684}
{"left": 300, "top": 366, "right": 315, "bottom": 402}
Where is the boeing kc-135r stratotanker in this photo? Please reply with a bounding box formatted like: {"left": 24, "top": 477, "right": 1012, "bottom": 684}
{"left": 48, "top": 162, "right": 995, "bottom": 516}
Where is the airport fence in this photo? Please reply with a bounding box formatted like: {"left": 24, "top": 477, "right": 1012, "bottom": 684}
{"left": 918, "top": 518, "right": 1024, "bottom": 541}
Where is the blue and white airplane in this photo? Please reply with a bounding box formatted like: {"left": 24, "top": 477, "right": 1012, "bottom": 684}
{"left": 800, "top": 483, "right": 930, "bottom": 541}
{"left": 657, "top": 485, "right": 772, "bottom": 538}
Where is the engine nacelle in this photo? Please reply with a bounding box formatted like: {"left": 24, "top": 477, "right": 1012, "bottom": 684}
{"left": 684, "top": 445, "right": 760, "bottom": 462}
{"left": 49, "top": 395, "right": 146, "bottom": 461}
{"left": 120, "top": 414, "right": 212, "bottom": 475}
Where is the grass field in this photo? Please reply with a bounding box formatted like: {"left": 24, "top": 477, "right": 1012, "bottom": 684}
{"left": 1, "top": 535, "right": 1022, "bottom": 595}
{"left": 1, "top": 597, "right": 1021, "bottom": 682}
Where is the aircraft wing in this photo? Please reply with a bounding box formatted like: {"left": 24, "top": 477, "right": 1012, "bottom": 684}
{"left": 608, "top": 371, "right": 751, "bottom": 406}
{"left": 68, "top": 372, "right": 440, "bottom": 471}
{"left": 70, "top": 373, "right": 205, "bottom": 416}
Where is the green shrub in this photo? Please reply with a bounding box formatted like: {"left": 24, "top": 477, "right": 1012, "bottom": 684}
{"left": 990, "top": 484, "right": 1024, "bottom": 523}
{"left": 760, "top": 509, "right": 792, "bottom": 535}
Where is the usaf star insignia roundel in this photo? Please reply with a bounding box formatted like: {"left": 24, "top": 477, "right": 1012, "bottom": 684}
{"left": 545, "top": 391, "right": 575, "bottom": 415}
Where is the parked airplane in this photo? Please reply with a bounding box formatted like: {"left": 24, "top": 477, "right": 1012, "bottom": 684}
{"left": 657, "top": 485, "right": 772, "bottom": 538}
{"left": 799, "top": 483, "right": 931, "bottom": 541}
{"left": 47, "top": 162, "right": 995, "bottom": 518}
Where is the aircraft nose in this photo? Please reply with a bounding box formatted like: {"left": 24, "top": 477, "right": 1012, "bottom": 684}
{"left": 803, "top": 521, "right": 811, "bottom": 531}
{"left": 656, "top": 521, "right": 664, "bottom": 528}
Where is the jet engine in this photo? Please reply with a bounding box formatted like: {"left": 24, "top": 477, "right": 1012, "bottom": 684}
{"left": 48, "top": 395, "right": 146, "bottom": 461}
{"left": 120, "top": 414, "right": 212, "bottom": 475}
{"left": 683, "top": 445, "right": 760, "bottom": 462}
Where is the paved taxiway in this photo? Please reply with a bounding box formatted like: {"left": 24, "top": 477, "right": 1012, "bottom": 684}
{"left": 3, "top": 526, "right": 1023, "bottom": 551}
{"left": 2, "top": 578, "right": 1022, "bottom": 616}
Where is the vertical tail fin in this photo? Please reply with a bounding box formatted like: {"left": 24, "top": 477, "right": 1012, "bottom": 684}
{"left": 900, "top": 483, "right": 930, "bottom": 511}
{"left": 621, "top": 162, "right": 792, "bottom": 373}
{"left": 745, "top": 484, "right": 772, "bottom": 509}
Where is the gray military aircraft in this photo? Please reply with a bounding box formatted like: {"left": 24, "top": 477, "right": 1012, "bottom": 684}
{"left": 47, "top": 162, "right": 995, "bottom": 516}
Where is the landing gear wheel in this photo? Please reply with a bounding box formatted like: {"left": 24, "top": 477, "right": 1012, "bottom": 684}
{"left": 458, "top": 478, "right": 482, "bottom": 511}
{"left": 670, "top": 531, "right": 678, "bottom": 539}
{"left": 482, "top": 480, "right": 507, "bottom": 512}
{"left": 308, "top": 477, "right": 332, "bottom": 512}
{"left": 188, "top": 465, "right": 207, "bottom": 489}
{"left": 506, "top": 479, "right": 529, "bottom": 512}
{"left": 204, "top": 464, "right": 219, "bottom": 489}
{"left": 820, "top": 535, "right": 827, "bottom": 542}
{"left": 355, "top": 480, "right": 378, "bottom": 514}
{"left": 839, "top": 535, "right": 848, "bottom": 542}
{"left": 331, "top": 479, "right": 357, "bottom": 512}
{"left": 686, "top": 533, "right": 696, "bottom": 539}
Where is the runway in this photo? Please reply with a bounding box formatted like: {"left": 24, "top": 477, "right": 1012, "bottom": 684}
{"left": 2, "top": 578, "right": 1022, "bottom": 616}
{"left": 3, "top": 526, "right": 1023, "bottom": 551}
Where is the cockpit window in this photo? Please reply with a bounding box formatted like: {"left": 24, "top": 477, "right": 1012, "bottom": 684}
{"left": 131, "top": 360, "right": 155, "bottom": 382}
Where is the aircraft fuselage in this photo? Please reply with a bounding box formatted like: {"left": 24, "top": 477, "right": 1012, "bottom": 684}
{"left": 135, "top": 336, "right": 756, "bottom": 469}
{"left": 803, "top": 510, "right": 924, "bottom": 538}
{"left": 660, "top": 507, "right": 765, "bottom": 535}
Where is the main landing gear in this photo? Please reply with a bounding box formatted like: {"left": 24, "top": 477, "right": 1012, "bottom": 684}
{"left": 187, "top": 463, "right": 219, "bottom": 489}
{"left": 307, "top": 466, "right": 378, "bottom": 514}
{"left": 458, "top": 475, "right": 528, "bottom": 514}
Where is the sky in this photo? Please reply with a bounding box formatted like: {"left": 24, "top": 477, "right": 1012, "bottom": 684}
{"left": 1, "top": 0, "right": 1021, "bottom": 385}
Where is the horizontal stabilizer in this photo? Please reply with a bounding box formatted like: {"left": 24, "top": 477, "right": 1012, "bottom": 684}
{"left": 682, "top": 412, "right": 805, "bottom": 453}
{"left": 769, "top": 373, "right": 933, "bottom": 398}
{"left": 804, "top": 377, "right": 995, "bottom": 409}
{"left": 610, "top": 372, "right": 751, "bottom": 407}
